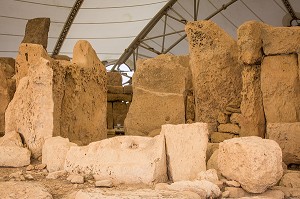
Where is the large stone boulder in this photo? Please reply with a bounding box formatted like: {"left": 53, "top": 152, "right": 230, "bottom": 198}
{"left": 0, "top": 131, "right": 31, "bottom": 167}
{"left": 240, "top": 65, "right": 265, "bottom": 137}
{"left": 22, "top": 18, "right": 50, "bottom": 49}
{"left": 124, "top": 54, "right": 190, "bottom": 136}
{"left": 161, "top": 123, "right": 209, "bottom": 181}
{"left": 280, "top": 171, "right": 300, "bottom": 188}
{"left": 64, "top": 135, "right": 167, "bottom": 185}
{"left": 261, "top": 54, "right": 300, "bottom": 123}
{"left": 0, "top": 182, "right": 52, "bottom": 199}
{"left": 267, "top": 123, "right": 300, "bottom": 165}
{"left": 5, "top": 57, "right": 54, "bottom": 158}
{"left": 185, "top": 20, "right": 242, "bottom": 123}
{"left": 42, "top": 136, "right": 77, "bottom": 172}
{"left": 0, "top": 58, "right": 15, "bottom": 136}
{"left": 218, "top": 136, "right": 283, "bottom": 193}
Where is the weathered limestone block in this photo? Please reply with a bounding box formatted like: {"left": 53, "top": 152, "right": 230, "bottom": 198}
{"left": 280, "top": 172, "right": 300, "bottom": 188}
{"left": 0, "top": 131, "right": 31, "bottom": 167}
{"left": 210, "top": 132, "right": 237, "bottom": 143}
{"left": 107, "top": 93, "right": 132, "bottom": 102}
{"left": 218, "top": 137, "right": 283, "bottom": 193}
{"left": 217, "top": 112, "right": 229, "bottom": 124}
{"left": 75, "top": 189, "right": 198, "bottom": 199}
{"left": 59, "top": 40, "right": 107, "bottom": 145}
{"left": 5, "top": 57, "right": 54, "bottom": 158}
{"left": 237, "top": 21, "right": 267, "bottom": 64}
{"left": 267, "top": 123, "right": 300, "bottom": 165}
{"left": 218, "top": 123, "right": 240, "bottom": 134}
{"left": 185, "top": 20, "right": 242, "bottom": 123}
{"left": 124, "top": 54, "right": 189, "bottom": 136}
{"left": 123, "top": 85, "right": 133, "bottom": 94}
{"left": 262, "top": 26, "right": 300, "bottom": 55}
{"left": 0, "top": 59, "right": 16, "bottom": 135}
{"left": 107, "top": 85, "right": 123, "bottom": 94}
{"left": 161, "top": 123, "right": 208, "bottom": 181}
{"left": 261, "top": 54, "right": 300, "bottom": 123}
{"left": 15, "top": 43, "right": 50, "bottom": 86}
{"left": 206, "top": 143, "right": 219, "bottom": 161}
{"left": 0, "top": 182, "right": 53, "bottom": 199}
{"left": 107, "top": 102, "right": 113, "bottom": 129}
{"left": 240, "top": 65, "right": 265, "bottom": 137}
{"left": 107, "top": 72, "right": 122, "bottom": 86}
{"left": 230, "top": 113, "right": 242, "bottom": 124}
{"left": 42, "top": 136, "right": 77, "bottom": 172}
{"left": 64, "top": 135, "right": 167, "bottom": 185}
{"left": 112, "top": 102, "right": 128, "bottom": 126}
{"left": 22, "top": 18, "right": 50, "bottom": 49}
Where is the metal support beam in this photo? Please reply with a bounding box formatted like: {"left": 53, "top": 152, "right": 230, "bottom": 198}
{"left": 52, "top": 0, "right": 84, "bottom": 56}
{"left": 281, "top": 0, "right": 300, "bottom": 26}
{"left": 112, "top": 0, "right": 178, "bottom": 71}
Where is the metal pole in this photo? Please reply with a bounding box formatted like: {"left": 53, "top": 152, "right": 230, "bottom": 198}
{"left": 112, "top": 0, "right": 178, "bottom": 71}
{"left": 52, "top": 0, "right": 84, "bottom": 56}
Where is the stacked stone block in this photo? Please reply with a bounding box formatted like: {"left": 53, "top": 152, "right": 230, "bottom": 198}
{"left": 237, "top": 21, "right": 300, "bottom": 166}
{"left": 210, "top": 105, "right": 242, "bottom": 143}
{"left": 106, "top": 72, "right": 132, "bottom": 137}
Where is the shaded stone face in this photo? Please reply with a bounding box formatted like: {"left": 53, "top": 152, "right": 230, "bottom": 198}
{"left": 185, "top": 20, "right": 242, "bottom": 123}
{"left": 124, "top": 54, "right": 190, "bottom": 136}
{"left": 22, "top": 18, "right": 50, "bottom": 49}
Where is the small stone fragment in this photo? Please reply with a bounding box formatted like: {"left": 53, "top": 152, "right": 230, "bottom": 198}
{"left": 225, "top": 180, "right": 241, "bottom": 187}
{"left": 95, "top": 180, "right": 113, "bottom": 188}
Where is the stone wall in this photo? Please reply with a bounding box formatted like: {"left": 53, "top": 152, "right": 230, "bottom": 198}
{"left": 5, "top": 40, "right": 107, "bottom": 157}
{"left": 237, "top": 21, "right": 300, "bottom": 165}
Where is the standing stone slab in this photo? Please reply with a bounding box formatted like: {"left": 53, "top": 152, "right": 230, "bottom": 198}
{"left": 15, "top": 43, "right": 50, "bottom": 86}
{"left": 218, "top": 137, "right": 283, "bottom": 193}
{"left": 161, "top": 123, "right": 209, "bottom": 181}
{"left": 240, "top": 65, "right": 265, "bottom": 137}
{"left": 185, "top": 20, "right": 242, "bottom": 123}
{"left": 267, "top": 123, "right": 300, "bottom": 165}
{"left": 64, "top": 135, "right": 167, "bottom": 185}
{"left": 112, "top": 102, "right": 128, "bottom": 127}
{"left": 59, "top": 40, "right": 107, "bottom": 145}
{"left": 22, "top": 18, "right": 50, "bottom": 49}
{"left": 5, "top": 58, "right": 54, "bottom": 158}
{"left": 262, "top": 26, "right": 300, "bottom": 55}
{"left": 261, "top": 54, "right": 300, "bottom": 123}
{"left": 124, "top": 54, "right": 189, "bottom": 136}
{"left": 237, "top": 21, "right": 268, "bottom": 65}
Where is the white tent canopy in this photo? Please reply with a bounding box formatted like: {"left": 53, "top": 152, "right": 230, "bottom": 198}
{"left": 0, "top": 0, "right": 299, "bottom": 68}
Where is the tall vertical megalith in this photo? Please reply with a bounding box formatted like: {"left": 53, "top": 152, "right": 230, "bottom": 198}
{"left": 185, "top": 20, "right": 242, "bottom": 123}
